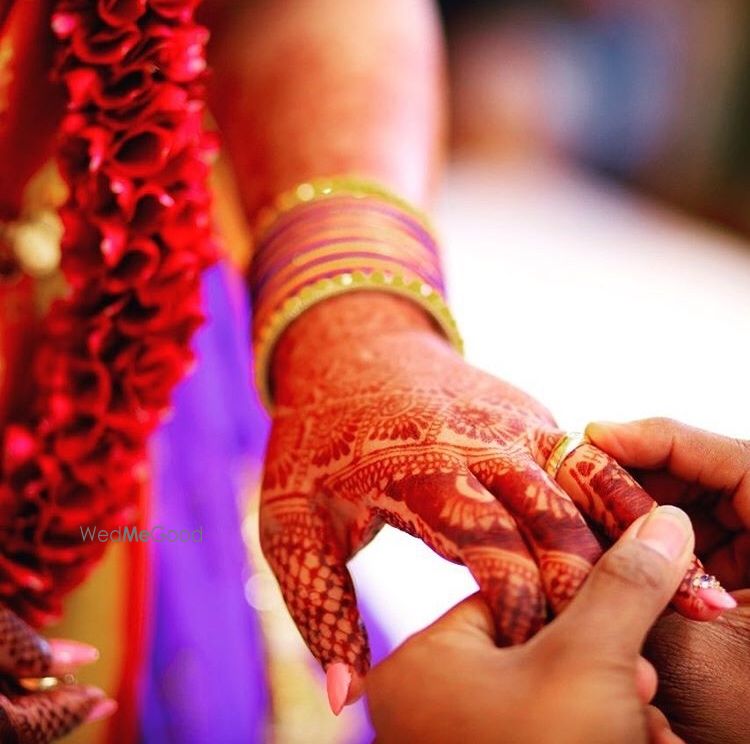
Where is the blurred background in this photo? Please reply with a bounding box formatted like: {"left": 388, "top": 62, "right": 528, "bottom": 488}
{"left": 442, "top": 0, "right": 750, "bottom": 231}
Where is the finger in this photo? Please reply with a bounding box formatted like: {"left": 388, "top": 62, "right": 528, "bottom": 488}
{"left": 0, "top": 606, "right": 52, "bottom": 677}
{"left": 645, "top": 705, "right": 685, "bottom": 744}
{"left": 259, "top": 492, "right": 369, "bottom": 715}
{"left": 422, "top": 592, "right": 496, "bottom": 642}
{"left": 1, "top": 685, "right": 115, "bottom": 743}
{"left": 635, "top": 655, "right": 658, "bottom": 704}
{"left": 703, "top": 532, "right": 750, "bottom": 590}
{"left": 384, "top": 470, "right": 546, "bottom": 645}
{"left": 557, "top": 443, "right": 731, "bottom": 618}
{"left": 547, "top": 507, "right": 694, "bottom": 660}
{"left": 472, "top": 457, "right": 603, "bottom": 614}
{"left": 0, "top": 607, "right": 99, "bottom": 678}
{"left": 587, "top": 419, "right": 750, "bottom": 525}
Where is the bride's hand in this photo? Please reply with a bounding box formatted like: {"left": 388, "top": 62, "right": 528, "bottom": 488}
{"left": 260, "top": 294, "right": 721, "bottom": 710}
{"left": 0, "top": 604, "right": 115, "bottom": 742}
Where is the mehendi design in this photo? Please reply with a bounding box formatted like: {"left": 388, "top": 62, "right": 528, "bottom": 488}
{"left": 260, "top": 293, "right": 717, "bottom": 682}
{"left": 0, "top": 604, "right": 102, "bottom": 742}
{"left": 556, "top": 444, "right": 713, "bottom": 619}
{"left": 0, "top": 607, "right": 51, "bottom": 678}
{"left": 0, "top": 685, "right": 98, "bottom": 744}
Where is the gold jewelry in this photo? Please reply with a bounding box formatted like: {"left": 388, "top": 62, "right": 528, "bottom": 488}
{"left": 251, "top": 176, "right": 461, "bottom": 412}
{"left": 253, "top": 175, "right": 436, "bottom": 243}
{"left": 254, "top": 269, "right": 462, "bottom": 410}
{"left": 18, "top": 673, "right": 76, "bottom": 692}
{"left": 544, "top": 431, "right": 588, "bottom": 480}
{"left": 0, "top": 210, "right": 63, "bottom": 279}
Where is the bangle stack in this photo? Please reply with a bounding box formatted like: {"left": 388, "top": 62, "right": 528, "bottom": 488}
{"left": 250, "top": 176, "right": 463, "bottom": 410}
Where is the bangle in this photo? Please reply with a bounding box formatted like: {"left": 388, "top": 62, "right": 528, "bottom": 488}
{"left": 250, "top": 177, "right": 462, "bottom": 411}
{"left": 253, "top": 175, "right": 436, "bottom": 243}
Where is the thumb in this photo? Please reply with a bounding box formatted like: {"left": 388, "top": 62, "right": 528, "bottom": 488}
{"left": 548, "top": 505, "right": 695, "bottom": 660}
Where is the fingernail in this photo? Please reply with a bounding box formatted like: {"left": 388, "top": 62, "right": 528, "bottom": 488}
{"left": 326, "top": 662, "right": 351, "bottom": 716}
{"left": 585, "top": 421, "right": 621, "bottom": 437}
{"left": 48, "top": 639, "right": 99, "bottom": 673}
{"left": 636, "top": 506, "right": 691, "bottom": 561}
{"left": 699, "top": 587, "right": 738, "bottom": 610}
{"left": 587, "top": 420, "right": 621, "bottom": 430}
{"left": 85, "top": 698, "right": 118, "bottom": 723}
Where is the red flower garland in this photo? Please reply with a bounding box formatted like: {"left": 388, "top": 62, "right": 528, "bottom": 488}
{"left": 0, "top": 0, "right": 216, "bottom": 626}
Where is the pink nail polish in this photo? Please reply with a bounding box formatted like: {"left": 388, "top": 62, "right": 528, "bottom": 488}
{"left": 326, "top": 662, "right": 352, "bottom": 716}
{"left": 85, "top": 698, "right": 118, "bottom": 724}
{"left": 699, "top": 588, "right": 738, "bottom": 610}
{"left": 48, "top": 639, "right": 100, "bottom": 673}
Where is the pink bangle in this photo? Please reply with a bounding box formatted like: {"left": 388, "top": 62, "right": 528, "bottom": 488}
{"left": 249, "top": 177, "right": 462, "bottom": 411}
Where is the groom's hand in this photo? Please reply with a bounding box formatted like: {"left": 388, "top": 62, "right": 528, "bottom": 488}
{"left": 645, "top": 591, "right": 750, "bottom": 744}
{"left": 367, "top": 506, "right": 696, "bottom": 744}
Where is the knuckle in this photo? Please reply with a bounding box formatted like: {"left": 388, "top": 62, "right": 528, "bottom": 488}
{"left": 645, "top": 416, "right": 677, "bottom": 431}
{"left": 596, "top": 541, "right": 668, "bottom": 592}
{"left": 732, "top": 437, "right": 750, "bottom": 461}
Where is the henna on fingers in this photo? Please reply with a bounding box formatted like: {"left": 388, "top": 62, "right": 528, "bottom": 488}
{"left": 0, "top": 607, "right": 52, "bottom": 679}
{"left": 261, "top": 292, "right": 732, "bottom": 714}
{"left": 382, "top": 470, "right": 546, "bottom": 644}
{"left": 0, "top": 604, "right": 113, "bottom": 741}
{"left": 0, "top": 684, "right": 112, "bottom": 744}
{"left": 259, "top": 492, "right": 371, "bottom": 707}
{"left": 260, "top": 292, "right": 733, "bottom": 721}
{"left": 471, "top": 459, "right": 603, "bottom": 614}
{"left": 555, "top": 443, "right": 721, "bottom": 618}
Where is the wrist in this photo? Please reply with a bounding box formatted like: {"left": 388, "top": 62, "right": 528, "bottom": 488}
{"left": 271, "top": 292, "right": 440, "bottom": 404}
{"left": 249, "top": 178, "right": 462, "bottom": 410}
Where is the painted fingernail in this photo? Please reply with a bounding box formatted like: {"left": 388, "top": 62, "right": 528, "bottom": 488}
{"left": 49, "top": 639, "right": 99, "bottom": 673}
{"left": 698, "top": 587, "right": 738, "bottom": 610}
{"left": 326, "top": 662, "right": 351, "bottom": 716}
{"left": 85, "top": 698, "right": 118, "bottom": 723}
{"left": 636, "top": 506, "right": 691, "bottom": 561}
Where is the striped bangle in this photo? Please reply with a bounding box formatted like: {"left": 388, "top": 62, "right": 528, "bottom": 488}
{"left": 250, "top": 177, "right": 463, "bottom": 411}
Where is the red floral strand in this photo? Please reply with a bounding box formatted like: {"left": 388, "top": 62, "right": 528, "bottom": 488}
{"left": 0, "top": 0, "right": 215, "bottom": 625}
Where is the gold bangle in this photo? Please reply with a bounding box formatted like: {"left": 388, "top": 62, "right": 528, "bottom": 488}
{"left": 253, "top": 175, "right": 436, "bottom": 243}
{"left": 254, "top": 270, "right": 463, "bottom": 412}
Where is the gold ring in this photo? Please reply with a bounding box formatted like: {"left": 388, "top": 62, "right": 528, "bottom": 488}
{"left": 544, "top": 431, "right": 588, "bottom": 480}
{"left": 18, "top": 673, "right": 76, "bottom": 692}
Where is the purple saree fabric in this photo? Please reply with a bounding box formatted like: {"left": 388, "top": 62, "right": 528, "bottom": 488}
{"left": 141, "top": 263, "right": 270, "bottom": 743}
{"left": 139, "top": 260, "right": 385, "bottom": 742}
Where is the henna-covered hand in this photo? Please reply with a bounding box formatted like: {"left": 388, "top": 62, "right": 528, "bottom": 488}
{"left": 260, "top": 294, "right": 721, "bottom": 711}
{"left": 0, "top": 605, "right": 114, "bottom": 742}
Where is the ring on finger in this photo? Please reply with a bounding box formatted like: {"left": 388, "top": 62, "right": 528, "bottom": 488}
{"left": 544, "top": 431, "right": 588, "bottom": 481}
